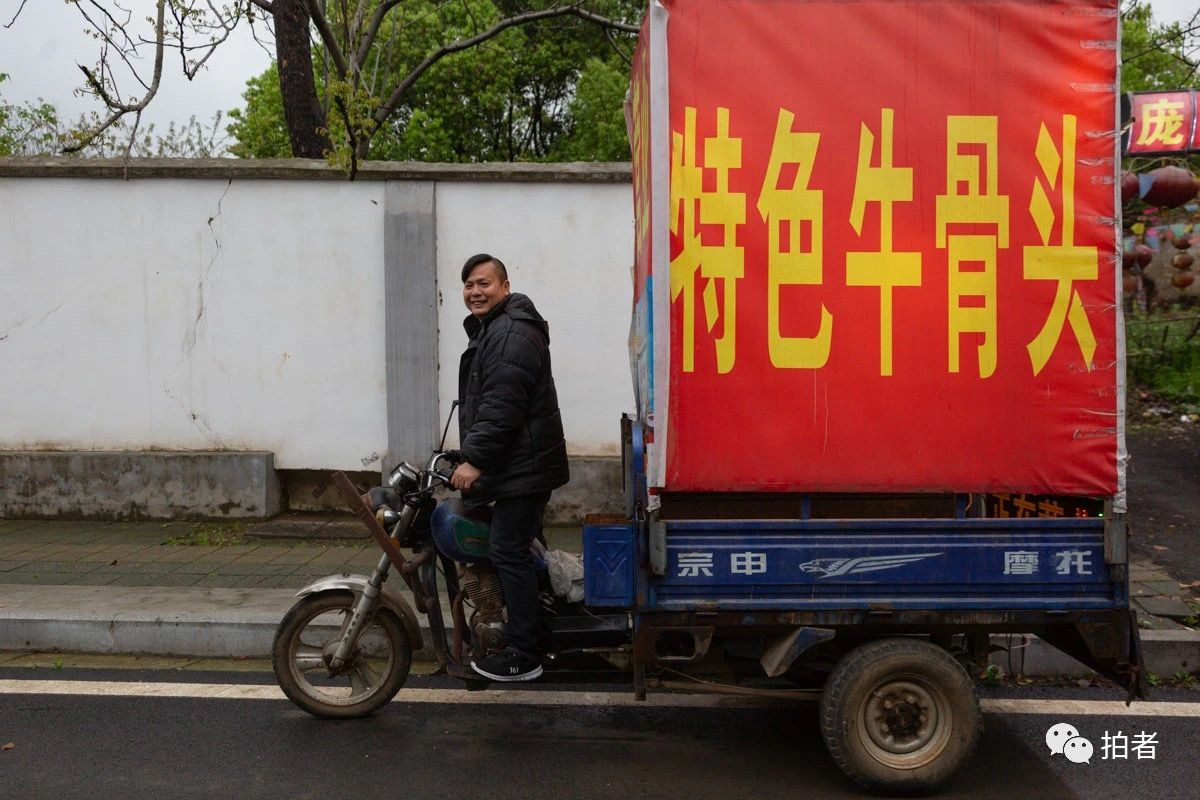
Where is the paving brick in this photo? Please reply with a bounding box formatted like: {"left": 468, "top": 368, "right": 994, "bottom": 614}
{"left": 1135, "top": 596, "right": 1197, "bottom": 619}
{"left": 10, "top": 561, "right": 85, "bottom": 574}
{"left": 61, "top": 572, "right": 123, "bottom": 586}
{"left": 267, "top": 552, "right": 322, "bottom": 567}
{"left": 134, "top": 547, "right": 194, "bottom": 563}
{"left": 1140, "top": 580, "right": 1185, "bottom": 595}
{"left": 14, "top": 544, "right": 74, "bottom": 558}
{"left": 91, "top": 563, "right": 156, "bottom": 575}
{"left": 172, "top": 562, "right": 228, "bottom": 575}
{"left": 216, "top": 563, "right": 286, "bottom": 577}
{"left": 4, "top": 572, "right": 75, "bottom": 585}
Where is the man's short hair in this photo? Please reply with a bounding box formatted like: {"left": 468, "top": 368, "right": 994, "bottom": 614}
{"left": 461, "top": 253, "right": 508, "bottom": 283}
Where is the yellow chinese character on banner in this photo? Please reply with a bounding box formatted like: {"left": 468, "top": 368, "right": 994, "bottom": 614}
{"left": 936, "top": 116, "right": 1010, "bottom": 379}
{"left": 756, "top": 109, "right": 832, "bottom": 369}
{"left": 1024, "top": 115, "right": 1098, "bottom": 376}
{"left": 670, "top": 107, "right": 745, "bottom": 374}
{"left": 1135, "top": 98, "right": 1187, "bottom": 148}
{"left": 846, "top": 108, "right": 922, "bottom": 377}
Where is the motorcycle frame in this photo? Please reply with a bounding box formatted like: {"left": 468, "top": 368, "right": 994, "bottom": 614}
{"left": 332, "top": 470, "right": 482, "bottom": 683}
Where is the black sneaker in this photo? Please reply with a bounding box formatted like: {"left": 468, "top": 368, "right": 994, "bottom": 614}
{"left": 470, "top": 647, "right": 543, "bottom": 682}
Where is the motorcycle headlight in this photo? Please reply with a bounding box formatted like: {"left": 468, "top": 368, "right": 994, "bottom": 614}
{"left": 386, "top": 462, "right": 419, "bottom": 492}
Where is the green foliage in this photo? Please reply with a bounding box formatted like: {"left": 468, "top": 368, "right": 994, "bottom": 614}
{"left": 228, "top": 0, "right": 639, "bottom": 162}
{"left": 1121, "top": 2, "right": 1200, "bottom": 93}
{"left": 0, "top": 73, "right": 64, "bottom": 156}
{"left": 1126, "top": 307, "right": 1200, "bottom": 404}
{"left": 550, "top": 58, "right": 632, "bottom": 161}
{"left": 225, "top": 63, "right": 292, "bottom": 159}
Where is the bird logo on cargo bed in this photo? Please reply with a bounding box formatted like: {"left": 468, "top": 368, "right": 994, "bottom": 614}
{"left": 798, "top": 553, "right": 942, "bottom": 578}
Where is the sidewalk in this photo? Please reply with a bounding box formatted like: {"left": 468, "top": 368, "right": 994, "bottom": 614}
{"left": 0, "top": 515, "right": 1197, "bottom": 677}
{"left": 0, "top": 516, "right": 573, "bottom": 662}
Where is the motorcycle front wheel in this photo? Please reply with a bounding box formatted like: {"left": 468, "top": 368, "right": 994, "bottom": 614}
{"left": 272, "top": 590, "right": 412, "bottom": 719}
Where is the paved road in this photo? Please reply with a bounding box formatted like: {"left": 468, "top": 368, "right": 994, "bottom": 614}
{"left": 1, "top": 666, "right": 1197, "bottom": 800}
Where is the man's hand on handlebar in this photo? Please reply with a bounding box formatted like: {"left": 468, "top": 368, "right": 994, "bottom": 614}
{"left": 449, "top": 460, "right": 482, "bottom": 491}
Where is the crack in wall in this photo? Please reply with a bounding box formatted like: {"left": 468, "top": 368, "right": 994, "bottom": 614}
{"left": 161, "top": 379, "right": 223, "bottom": 446}
{"left": 0, "top": 302, "right": 64, "bottom": 342}
{"left": 184, "top": 179, "right": 232, "bottom": 355}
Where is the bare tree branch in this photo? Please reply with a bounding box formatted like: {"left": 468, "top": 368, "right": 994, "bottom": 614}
{"left": 571, "top": 5, "right": 637, "bottom": 33}
{"left": 64, "top": 0, "right": 167, "bottom": 154}
{"left": 3, "top": 0, "right": 30, "bottom": 29}
{"left": 355, "top": 0, "right": 404, "bottom": 69}
{"left": 304, "top": 0, "right": 350, "bottom": 75}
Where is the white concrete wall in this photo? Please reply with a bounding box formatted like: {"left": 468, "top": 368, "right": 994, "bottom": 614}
{"left": 0, "top": 171, "right": 634, "bottom": 469}
{"left": 435, "top": 182, "right": 634, "bottom": 456}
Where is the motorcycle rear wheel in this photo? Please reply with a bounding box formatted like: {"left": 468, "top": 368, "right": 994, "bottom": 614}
{"left": 272, "top": 590, "right": 411, "bottom": 719}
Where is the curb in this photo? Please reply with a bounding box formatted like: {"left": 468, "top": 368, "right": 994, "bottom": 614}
{"left": 988, "top": 630, "right": 1199, "bottom": 679}
{"left": 0, "top": 585, "right": 442, "bottom": 663}
{"left": 2, "top": 586, "right": 1197, "bottom": 676}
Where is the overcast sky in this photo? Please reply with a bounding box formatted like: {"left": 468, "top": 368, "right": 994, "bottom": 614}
{"left": 0, "top": 0, "right": 1197, "bottom": 141}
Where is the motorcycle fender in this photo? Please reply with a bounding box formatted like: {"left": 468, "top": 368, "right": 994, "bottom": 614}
{"left": 296, "top": 574, "right": 423, "bottom": 651}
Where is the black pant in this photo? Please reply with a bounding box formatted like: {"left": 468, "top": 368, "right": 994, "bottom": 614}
{"left": 488, "top": 490, "right": 551, "bottom": 656}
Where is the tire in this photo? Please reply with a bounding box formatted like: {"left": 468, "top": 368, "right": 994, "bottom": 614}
{"left": 272, "top": 591, "right": 412, "bottom": 719}
{"left": 819, "top": 637, "right": 981, "bottom": 795}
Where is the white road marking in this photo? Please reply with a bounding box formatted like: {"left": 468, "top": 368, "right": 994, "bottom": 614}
{"left": 1, "top": 679, "right": 1198, "bottom": 716}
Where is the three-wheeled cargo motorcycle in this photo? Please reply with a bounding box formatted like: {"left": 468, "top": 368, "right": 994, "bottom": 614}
{"left": 272, "top": 415, "right": 1145, "bottom": 795}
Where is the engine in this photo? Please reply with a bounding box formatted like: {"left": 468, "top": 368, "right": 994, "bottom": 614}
{"left": 461, "top": 564, "right": 506, "bottom": 652}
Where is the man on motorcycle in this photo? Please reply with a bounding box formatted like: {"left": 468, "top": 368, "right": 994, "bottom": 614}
{"left": 450, "top": 253, "right": 570, "bottom": 682}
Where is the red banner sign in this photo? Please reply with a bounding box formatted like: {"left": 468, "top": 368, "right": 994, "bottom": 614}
{"left": 630, "top": 0, "right": 1121, "bottom": 497}
{"left": 1124, "top": 91, "right": 1199, "bottom": 155}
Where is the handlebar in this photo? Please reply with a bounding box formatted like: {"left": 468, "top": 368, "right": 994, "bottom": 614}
{"left": 423, "top": 451, "right": 462, "bottom": 489}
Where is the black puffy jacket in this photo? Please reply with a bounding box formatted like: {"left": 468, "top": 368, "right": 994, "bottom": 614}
{"left": 457, "top": 293, "right": 570, "bottom": 500}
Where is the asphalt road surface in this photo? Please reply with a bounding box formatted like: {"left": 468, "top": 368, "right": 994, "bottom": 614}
{"left": 1, "top": 666, "right": 1197, "bottom": 800}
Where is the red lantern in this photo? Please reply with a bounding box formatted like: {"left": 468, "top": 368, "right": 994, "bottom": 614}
{"left": 1121, "top": 171, "right": 1139, "bottom": 205}
{"left": 1140, "top": 167, "right": 1199, "bottom": 207}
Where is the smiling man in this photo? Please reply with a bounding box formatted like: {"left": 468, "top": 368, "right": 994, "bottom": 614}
{"left": 451, "top": 253, "right": 570, "bottom": 682}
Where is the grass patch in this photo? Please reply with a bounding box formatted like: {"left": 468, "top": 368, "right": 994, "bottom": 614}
{"left": 165, "top": 522, "right": 248, "bottom": 546}
{"left": 1126, "top": 306, "right": 1200, "bottom": 414}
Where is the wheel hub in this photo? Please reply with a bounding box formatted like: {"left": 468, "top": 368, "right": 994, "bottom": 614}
{"left": 864, "top": 681, "right": 939, "bottom": 755}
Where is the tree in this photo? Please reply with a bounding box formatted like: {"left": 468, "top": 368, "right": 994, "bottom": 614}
{"left": 227, "top": 3, "right": 637, "bottom": 162}
{"left": 5, "top": 1, "right": 637, "bottom": 171}
{"left": 1121, "top": 1, "right": 1200, "bottom": 93}
{"left": 549, "top": 57, "right": 630, "bottom": 161}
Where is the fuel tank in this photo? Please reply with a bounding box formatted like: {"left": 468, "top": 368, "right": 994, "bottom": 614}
{"left": 431, "top": 497, "right": 549, "bottom": 568}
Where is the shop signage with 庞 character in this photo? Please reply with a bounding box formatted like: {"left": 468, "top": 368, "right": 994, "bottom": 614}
{"left": 1123, "top": 91, "right": 1200, "bottom": 155}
